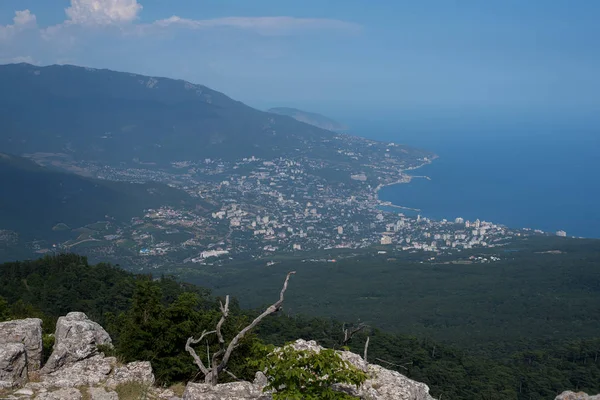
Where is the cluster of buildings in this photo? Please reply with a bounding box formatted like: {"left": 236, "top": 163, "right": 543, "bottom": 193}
{"left": 38, "top": 135, "right": 562, "bottom": 266}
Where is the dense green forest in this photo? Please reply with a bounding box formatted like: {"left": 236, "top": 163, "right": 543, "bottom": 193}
{"left": 159, "top": 236, "right": 600, "bottom": 356}
{"left": 1, "top": 254, "right": 599, "bottom": 399}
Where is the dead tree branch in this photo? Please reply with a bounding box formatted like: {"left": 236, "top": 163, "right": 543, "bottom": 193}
{"left": 223, "top": 369, "right": 240, "bottom": 381}
{"left": 374, "top": 358, "right": 413, "bottom": 371}
{"left": 342, "top": 322, "right": 367, "bottom": 345}
{"left": 363, "top": 336, "right": 370, "bottom": 363}
{"left": 187, "top": 271, "right": 296, "bottom": 385}
{"left": 216, "top": 296, "right": 230, "bottom": 346}
{"left": 210, "top": 295, "right": 230, "bottom": 370}
{"left": 185, "top": 330, "right": 217, "bottom": 375}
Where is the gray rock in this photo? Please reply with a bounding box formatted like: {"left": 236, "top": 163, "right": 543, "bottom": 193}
{"left": 556, "top": 391, "right": 600, "bottom": 400}
{"left": 183, "top": 340, "right": 435, "bottom": 400}
{"left": 0, "top": 318, "right": 43, "bottom": 370}
{"left": 105, "top": 361, "right": 155, "bottom": 389}
{"left": 41, "top": 312, "right": 111, "bottom": 374}
{"left": 154, "top": 387, "right": 181, "bottom": 399}
{"left": 0, "top": 343, "right": 28, "bottom": 389}
{"left": 336, "top": 364, "right": 434, "bottom": 400}
{"left": 290, "top": 339, "right": 435, "bottom": 400}
{"left": 34, "top": 387, "right": 82, "bottom": 400}
{"left": 88, "top": 386, "right": 119, "bottom": 400}
{"left": 253, "top": 371, "right": 268, "bottom": 388}
{"left": 39, "top": 355, "right": 115, "bottom": 388}
{"left": 183, "top": 382, "right": 271, "bottom": 400}
{"left": 14, "top": 387, "right": 35, "bottom": 396}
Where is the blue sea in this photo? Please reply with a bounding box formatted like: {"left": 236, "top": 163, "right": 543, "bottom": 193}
{"left": 347, "top": 116, "right": 600, "bottom": 238}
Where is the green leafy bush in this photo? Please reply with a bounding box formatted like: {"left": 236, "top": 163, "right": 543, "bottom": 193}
{"left": 97, "top": 343, "right": 116, "bottom": 358}
{"left": 42, "top": 334, "right": 55, "bottom": 363}
{"left": 255, "top": 343, "right": 368, "bottom": 400}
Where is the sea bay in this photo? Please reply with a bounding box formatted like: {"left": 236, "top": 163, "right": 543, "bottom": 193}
{"left": 350, "top": 116, "right": 600, "bottom": 238}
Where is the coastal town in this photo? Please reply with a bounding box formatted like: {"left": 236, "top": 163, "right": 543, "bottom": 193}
{"left": 6, "top": 132, "right": 560, "bottom": 271}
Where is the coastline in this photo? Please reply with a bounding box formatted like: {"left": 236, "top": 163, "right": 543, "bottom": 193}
{"left": 374, "top": 156, "right": 436, "bottom": 213}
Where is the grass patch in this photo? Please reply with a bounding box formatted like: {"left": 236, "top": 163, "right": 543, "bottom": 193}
{"left": 115, "top": 382, "right": 152, "bottom": 400}
{"left": 78, "top": 386, "right": 91, "bottom": 400}
{"left": 169, "top": 383, "right": 186, "bottom": 397}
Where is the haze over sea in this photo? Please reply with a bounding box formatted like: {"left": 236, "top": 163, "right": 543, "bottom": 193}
{"left": 346, "top": 113, "right": 600, "bottom": 239}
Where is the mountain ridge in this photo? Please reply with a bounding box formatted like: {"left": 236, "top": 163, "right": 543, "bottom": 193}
{"left": 0, "top": 63, "right": 429, "bottom": 169}
{"left": 268, "top": 107, "right": 348, "bottom": 131}
{"left": 0, "top": 63, "right": 346, "bottom": 165}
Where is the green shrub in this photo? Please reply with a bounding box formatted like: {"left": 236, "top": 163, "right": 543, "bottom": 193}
{"left": 97, "top": 343, "right": 116, "bottom": 357}
{"left": 255, "top": 343, "right": 368, "bottom": 400}
{"left": 42, "top": 334, "right": 55, "bottom": 363}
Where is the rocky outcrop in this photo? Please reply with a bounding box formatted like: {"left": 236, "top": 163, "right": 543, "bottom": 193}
{"left": 35, "top": 355, "right": 116, "bottom": 388}
{"left": 556, "top": 391, "right": 600, "bottom": 400}
{"left": 105, "top": 361, "right": 155, "bottom": 388}
{"left": 1, "top": 314, "right": 438, "bottom": 400}
{"left": 40, "top": 312, "right": 111, "bottom": 374}
{"left": 182, "top": 339, "right": 435, "bottom": 400}
{"left": 183, "top": 382, "right": 271, "bottom": 400}
{"left": 291, "top": 339, "right": 434, "bottom": 400}
{"left": 0, "top": 318, "right": 43, "bottom": 370}
{"left": 0, "top": 312, "right": 163, "bottom": 399}
{"left": 0, "top": 343, "right": 28, "bottom": 388}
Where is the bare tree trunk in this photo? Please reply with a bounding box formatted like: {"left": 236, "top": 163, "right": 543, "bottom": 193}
{"left": 186, "top": 271, "right": 296, "bottom": 385}
{"left": 185, "top": 330, "right": 217, "bottom": 376}
{"left": 363, "top": 336, "right": 370, "bottom": 363}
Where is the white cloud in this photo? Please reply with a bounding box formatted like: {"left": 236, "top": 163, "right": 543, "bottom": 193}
{"left": 41, "top": 0, "right": 143, "bottom": 40}
{"left": 14, "top": 10, "right": 37, "bottom": 26}
{"left": 65, "top": 0, "right": 143, "bottom": 26}
{"left": 37, "top": 1, "right": 359, "bottom": 41}
{"left": 0, "top": 10, "right": 37, "bottom": 41}
{"left": 153, "top": 16, "right": 361, "bottom": 36}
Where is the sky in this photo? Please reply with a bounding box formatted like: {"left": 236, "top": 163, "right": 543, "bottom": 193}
{"left": 1, "top": 0, "right": 599, "bottom": 121}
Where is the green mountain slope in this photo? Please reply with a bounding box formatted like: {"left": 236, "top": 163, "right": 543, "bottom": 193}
{"left": 0, "top": 153, "right": 191, "bottom": 239}
{"left": 0, "top": 63, "right": 350, "bottom": 164}
{"left": 160, "top": 236, "right": 600, "bottom": 353}
{"left": 268, "top": 107, "right": 347, "bottom": 131}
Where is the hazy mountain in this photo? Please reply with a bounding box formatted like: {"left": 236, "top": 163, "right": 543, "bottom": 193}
{"left": 268, "top": 107, "right": 347, "bottom": 131}
{"left": 0, "top": 63, "right": 349, "bottom": 165}
{"left": 0, "top": 153, "right": 191, "bottom": 239}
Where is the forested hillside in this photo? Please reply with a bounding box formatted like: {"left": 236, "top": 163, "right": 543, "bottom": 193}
{"left": 0, "top": 153, "right": 194, "bottom": 240}
{"left": 1, "top": 254, "right": 599, "bottom": 399}
{"left": 145, "top": 236, "right": 600, "bottom": 355}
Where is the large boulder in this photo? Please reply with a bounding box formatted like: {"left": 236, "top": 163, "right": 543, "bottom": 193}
{"left": 0, "top": 318, "right": 43, "bottom": 370}
{"left": 183, "top": 382, "right": 271, "bottom": 400}
{"left": 34, "top": 355, "right": 116, "bottom": 388}
{"left": 41, "top": 312, "right": 111, "bottom": 374}
{"left": 556, "top": 391, "right": 600, "bottom": 400}
{"left": 105, "top": 361, "right": 155, "bottom": 389}
{"left": 0, "top": 343, "right": 28, "bottom": 388}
